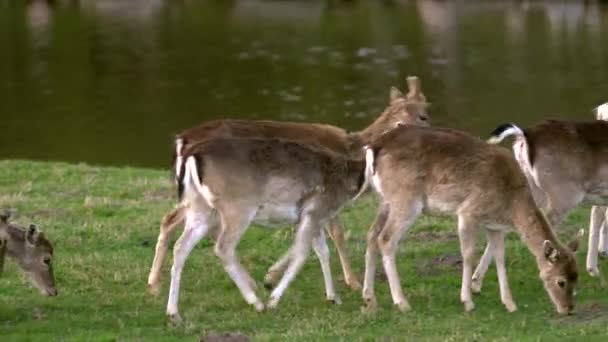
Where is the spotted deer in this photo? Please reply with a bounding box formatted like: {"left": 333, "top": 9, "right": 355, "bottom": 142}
{"left": 166, "top": 135, "right": 370, "bottom": 322}
{"left": 147, "top": 77, "right": 430, "bottom": 298}
{"left": 362, "top": 125, "right": 581, "bottom": 315}
{"left": 0, "top": 212, "right": 57, "bottom": 296}
{"left": 472, "top": 108, "right": 608, "bottom": 290}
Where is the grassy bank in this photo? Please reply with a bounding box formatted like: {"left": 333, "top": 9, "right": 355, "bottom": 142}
{"left": 1, "top": 159, "right": 607, "bottom": 341}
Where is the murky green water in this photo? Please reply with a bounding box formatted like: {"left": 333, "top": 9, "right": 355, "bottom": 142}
{"left": 1, "top": 0, "right": 607, "bottom": 168}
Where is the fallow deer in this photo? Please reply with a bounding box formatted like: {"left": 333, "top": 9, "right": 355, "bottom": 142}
{"left": 589, "top": 103, "right": 608, "bottom": 269}
{"left": 473, "top": 109, "right": 608, "bottom": 289}
{"left": 147, "top": 77, "right": 430, "bottom": 297}
{"left": 166, "top": 136, "right": 368, "bottom": 322}
{"left": 362, "top": 125, "right": 581, "bottom": 314}
{"left": 0, "top": 212, "right": 57, "bottom": 296}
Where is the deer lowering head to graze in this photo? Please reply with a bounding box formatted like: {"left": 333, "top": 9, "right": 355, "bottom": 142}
{"left": 474, "top": 114, "right": 608, "bottom": 283}
{"left": 0, "top": 212, "right": 57, "bottom": 296}
{"left": 361, "top": 125, "right": 581, "bottom": 315}
{"left": 147, "top": 77, "right": 430, "bottom": 297}
{"left": 165, "top": 135, "right": 367, "bottom": 322}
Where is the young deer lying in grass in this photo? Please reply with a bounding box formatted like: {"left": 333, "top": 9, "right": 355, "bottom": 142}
{"left": 474, "top": 109, "right": 608, "bottom": 286}
{"left": 0, "top": 212, "right": 57, "bottom": 296}
{"left": 167, "top": 136, "right": 368, "bottom": 322}
{"left": 147, "top": 77, "right": 430, "bottom": 297}
{"left": 362, "top": 125, "right": 581, "bottom": 315}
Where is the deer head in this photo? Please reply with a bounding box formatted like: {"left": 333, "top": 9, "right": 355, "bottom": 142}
{"left": 0, "top": 212, "right": 57, "bottom": 296}
{"left": 362, "top": 76, "right": 430, "bottom": 141}
{"left": 540, "top": 229, "right": 583, "bottom": 315}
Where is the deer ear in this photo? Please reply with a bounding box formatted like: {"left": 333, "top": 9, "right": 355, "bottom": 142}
{"left": 567, "top": 229, "right": 585, "bottom": 253}
{"left": 26, "top": 224, "right": 40, "bottom": 245}
{"left": 390, "top": 86, "right": 403, "bottom": 103}
{"left": 543, "top": 240, "right": 560, "bottom": 263}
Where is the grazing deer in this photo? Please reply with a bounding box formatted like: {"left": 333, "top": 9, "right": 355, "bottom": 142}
{"left": 362, "top": 125, "right": 581, "bottom": 314}
{"left": 147, "top": 77, "right": 430, "bottom": 297}
{"left": 0, "top": 212, "right": 57, "bottom": 296}
{"left": 166, "top": 136, "right": 368, "bottom": 322}
{"left": 473, "top": 110, "right": 608, "bottom": 288}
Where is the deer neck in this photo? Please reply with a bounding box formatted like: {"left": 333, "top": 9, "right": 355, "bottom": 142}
{"left": 511, "top": 192, "right": 562, "bottom": 265}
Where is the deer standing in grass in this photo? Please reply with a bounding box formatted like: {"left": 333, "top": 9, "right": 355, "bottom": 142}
{"left": 147, "top": 77, "right": 430, "bottom": 299}
{"left": 362, "top": 125, "right": 581, "bottom": 314}
{"left": 472, "top": 104, "right": 608, "bottom": 291}
{"left": 0, "top": 212, "right": 57, "bottom": 296}
{"left": 167, "top": 135, "right": 369, "bottom": 322}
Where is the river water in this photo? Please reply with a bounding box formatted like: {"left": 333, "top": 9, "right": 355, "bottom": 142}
{"left": 1, "top": 0, "right": 607, "bottom": 168}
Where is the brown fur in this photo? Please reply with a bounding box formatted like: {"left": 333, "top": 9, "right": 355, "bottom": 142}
{"left": 148, "top": 79, "right": 430, "bottom": 297}
{"left": 163, "top": 136, "right": 367, "bottom": 319}
{"left": 483, "top": 120, "right": 608, "bottom": 278}
{"left": 362, "top": 125, "right": 580, "bottom": 314}
{"left": 0, "top": 213, "right": 57, "bottom": 296}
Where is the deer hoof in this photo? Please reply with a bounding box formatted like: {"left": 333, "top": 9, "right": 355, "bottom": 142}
{"left": 471, "top": 277, "right": 482, "bottom": 294}
{"left": 463, "top": 301, "right": 475, "bottom": 312}
{"left": 587, "top": 267, "right": 600, "bottom": 277}
{"left": 361, "top": 297, "right": 378, "bottom": 314}
{"left": 396, "top": 301, "right": 411, "bottom": 312}
{"left": 328, "top": 296, "right": 342, "bottom": 305}
{"left": 345, "top": 277, "right": 362, "bottom": 291}
{"left": 504, "top": 301, "right": 518, "bottom": 313}
{"left": 147, "top": 283, "right": 161, "bottom": 297}
{"left": 167, "top": 313, "right": 182, "bottom": 324}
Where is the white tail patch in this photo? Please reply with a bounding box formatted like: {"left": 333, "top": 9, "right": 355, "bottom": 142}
{"left": 351, "top": 147, "right": 375, "bottom": 202}
{"left": 363, "top": 146, "right": 384, "bottom": 196}
{"left": 184, "top": 156, "right": 216, "bottom": 208}
{"left": 175, "top": 138, "right": 184, "bottom": 184}
{"left": 487, "top": 124, "right": 524, "bottom": 144}
{"left": 597, "top": 103, "right": 608, "bottom": 121}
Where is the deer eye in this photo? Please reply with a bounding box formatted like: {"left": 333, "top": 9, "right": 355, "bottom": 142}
{"left": 43, "top": 257, "right": 51, "bottom": 265}
{"left": 557, "top": 279, "right": 566, "bottom": 288}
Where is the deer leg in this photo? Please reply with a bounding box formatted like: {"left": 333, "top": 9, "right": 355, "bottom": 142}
{"left": 598, "top": 208, "right": 608, "bottom": 257}
{"left": 148, "top": 205, "right": 187, "bottom": 296}
{"left": 471, "top": 243, "right": 493, "bottom": 294}
{"left": 377, "top": 200, "right": 422, "bottom": 312}
{"left": 268, "top": 214, "right": 318, "bottom": 308}
{"left": 166, "top": 209, "right": 215, "bottom": 322}
{"left": 486, "top": 230, "right": 516, "bottom": 312}
{"left": 263, "top": 246, "right": 293, "bottom": 289}
{"left": 312, "top": 228, "right": 341, "bottom": 304}
{"left": 214, "top": 208, "right": 263, "bottom": 311}
{"left": 326, "top": 217, "right": 361, "bottom": 290}
{"left": 458, "top": 215, "right": 479, "bottom": 312}
{"left": 587, "top": 206, "right": 604, "bottom": 277}
{"left": 362, "top": 203, "right": 389, "bottom": 312}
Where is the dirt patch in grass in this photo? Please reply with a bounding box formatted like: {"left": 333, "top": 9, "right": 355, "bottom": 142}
{"left": 549, "top": 302, "right": 608, "bottom": 325}
{"left": 416, "top": 253, "right": 462, "bottom": 276}
{"left": 201, "top": 332, "right": 251, "bottom": 342}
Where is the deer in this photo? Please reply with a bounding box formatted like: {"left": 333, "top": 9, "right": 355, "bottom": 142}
{"left": 0, "top": 212, "right": 57, "bottom": 296}
{"left": 589, "top": 102, "right": 608, "bottom": 268}
{"left": 361, "top": 125, "right": 581, "bottom": 315}
{"left": 471, "top": 105, "right": 608, "bottom": 293}
{"left": 147, "top": 76, "right": 430, "bottom": 298}
{"left": 166, "top": 135, "right": 370, "bottom": 322}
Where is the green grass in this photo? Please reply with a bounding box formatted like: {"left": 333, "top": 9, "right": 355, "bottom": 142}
{"left": 1, "top": 159, "right": 607, "bottom": 341}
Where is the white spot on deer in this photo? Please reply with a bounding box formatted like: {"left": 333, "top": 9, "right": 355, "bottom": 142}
{"left": 184, "top": 156, "right": 216, "bottom": 208}
{"left": 175, "top": 138, "right": 184, "bottom": 184}
{"left": 597, "top": 103, "right": 608, "bottom": 121}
